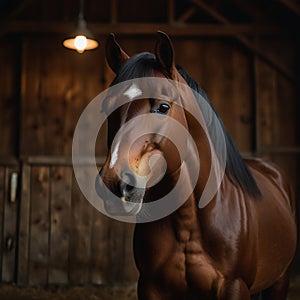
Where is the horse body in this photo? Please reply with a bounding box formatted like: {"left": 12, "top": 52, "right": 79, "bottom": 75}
{"left": 134, "top": 158, "right": 296, "bottom": 299}
{"left": 99, "top": 32, "right": 297, "bottom": 299}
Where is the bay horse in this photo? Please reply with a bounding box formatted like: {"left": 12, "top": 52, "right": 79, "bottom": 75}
{"left": 98, "top": 32, "right": 297, "bottom": 299}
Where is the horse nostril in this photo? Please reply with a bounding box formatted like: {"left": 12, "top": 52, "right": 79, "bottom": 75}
{"left": 121, "top": 172, "right": 137, "bottom": 194}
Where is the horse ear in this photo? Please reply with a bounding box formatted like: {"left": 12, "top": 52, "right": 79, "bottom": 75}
{"left": 155, "top": 31, "right": 175, "bottom": 77}
{"left": 106, "top": 33, "right": 130, "bottom": 74}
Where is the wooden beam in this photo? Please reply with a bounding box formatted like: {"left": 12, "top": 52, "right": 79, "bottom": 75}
{"left": 191, "top": 0, "right": 229, "bottom": 24}
{"left": 0, "top": 156, "right": 19, "bottom": 166}
{"left": 177, "top": 6, "right": 197, "bottom": 23}
{"left": 110, "top": 0, "right": 118, "bottom": 24}
{"left": 191, "top": 0, "right": 295, "bottom": 82}
{"left": 278, "top": 0, "right": 300, "bottom": 17}
{"left": 4, "top": 0, "right": 35, "bottom": 19}
{"left": 231, "top": 0, "right": 265, "bottom": 22}
{"left": 0, "top": 20, "right": 285, "bottom": 37}
{"left": 168, "top": 0, "right": 175, "bottom": 24}
{"left": 22, "top": 156, "right": 106, "bottom": 166}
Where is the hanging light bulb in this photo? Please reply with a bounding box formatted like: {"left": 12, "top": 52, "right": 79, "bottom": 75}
{"left": 63, "top": 0, "right": 99, "bottom": 53}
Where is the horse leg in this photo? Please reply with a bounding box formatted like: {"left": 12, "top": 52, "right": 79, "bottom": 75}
{"left": 261, "top": 273, "right": 290, "bottom": 300}
{"left": 218, "top": 278, "right": 251, "bottom": 300}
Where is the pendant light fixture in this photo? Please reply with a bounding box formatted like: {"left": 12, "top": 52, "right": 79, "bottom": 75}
{"left": 63, "top": 0, "right": 99, "bottom": 53}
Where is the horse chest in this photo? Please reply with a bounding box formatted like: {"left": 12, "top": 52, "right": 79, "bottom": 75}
{"left": 165, "top": 239, "right": 220, "bottom": 293}
{"left": 135, "top": 225, "right": 221, "bottom": 296}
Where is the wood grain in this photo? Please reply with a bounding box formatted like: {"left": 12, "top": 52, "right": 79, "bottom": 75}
{"left": 28, "top": 166, "right": 50, "bottom": 285}
{"left": 48, "top": 166, "right": 72, "bottom": 284}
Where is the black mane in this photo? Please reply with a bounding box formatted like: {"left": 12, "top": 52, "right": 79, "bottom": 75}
{"left": 112, "top": 52, "right": 261, "bottom": 198}
{"left": 177, "top": 67, "right": 261, "bottom": 198}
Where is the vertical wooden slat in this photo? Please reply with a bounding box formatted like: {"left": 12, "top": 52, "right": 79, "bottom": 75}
{"left": 28, "top": 166, "right": 50, "bottom": 285}
{"left": 20, "top": 37, "right": 45, "bottom": 156}
{"left": 254, "top": 54, "right": 298, "bottom": 189}
{"left": 69, "top": 169, "right": 93, "bottom": 284}
{"left": 200, "top": 39, "right": 254, "bottom": 151}
{"left": 2, "top": 167, "right": 19, "bottom": 282}
{"left": 0, "top": 166, "right": 5, "bottom": 280}
{"left": 276, "top": 75, "right": 297, "bottom": 146}
{"left": 17, "top": 163, "right": 31, "bottom": 285}
{"left": 90, "top": 214, "right": 138, "bottom": 285}
{"left": 231, "top": 44, "right": 253, "bottom": 152}
{"left": 0, "top": 38, "right": 19, "bottom": 157}
{"left": 90, "top": 211, "right": 110, "bottom": 284}
{"left": 48, "top": 166, "right": 72, "bottom": 284}
{"left": 20, "top": 36, "right": 105, "bottom": 157}
{"left": 254, "top": 56, "right": 277, "bottom": 150}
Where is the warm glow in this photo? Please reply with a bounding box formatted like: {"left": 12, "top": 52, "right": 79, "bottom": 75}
{"left": 74, "top": 35, "right": 87, "bottom": 53}
{"left": 63, "top": 35, "right": 99, "bottom": 53}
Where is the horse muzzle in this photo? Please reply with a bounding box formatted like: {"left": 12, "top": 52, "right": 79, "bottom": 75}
{"left": 95, "top": 169, "right": 145, "bottom": 216}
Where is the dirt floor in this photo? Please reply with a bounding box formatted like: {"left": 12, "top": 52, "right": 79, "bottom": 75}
{"left": 0, "top": 284, "right": 137, "bottom": 300}
{"left": 0, "top": 277, "right": 299, "bottom": 299}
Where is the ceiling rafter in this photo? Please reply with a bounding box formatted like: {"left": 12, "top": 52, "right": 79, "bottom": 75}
{"left": 168, "top": 0, "right": 175, "bottom": 24}
{"left": 231, "top": 0, "right": 265, "bottom": 22}
{"left": 191, "top": 0, "right": 295, "bottom": 82}
{"left": 3, "top": 0, "right": 34, "bottom": 19}
{"left": 177, "top": 5, "right": 197, "bottom": 23}
{"left": 278, "top": 0, "right": 300, "bottom": 17}
{"left": 110, "top": 0, "right": 118, "bottom": 24}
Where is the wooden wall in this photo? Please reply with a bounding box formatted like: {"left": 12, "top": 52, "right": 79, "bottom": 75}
{"left": 0, "top": 33, "right": 299, "bottom": 286}
{"left": 17, "top": 163, "right": 137, "bottom": 286}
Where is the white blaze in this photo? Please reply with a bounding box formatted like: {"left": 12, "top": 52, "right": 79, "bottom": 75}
{"left": 109, "top": 84, "right": 142, "bottom": 169}
{"left": 123, "top": 84, "right": 142, "bottom": 100}
{"left": 110, "top": 140, "right": 120, "bottom": 169}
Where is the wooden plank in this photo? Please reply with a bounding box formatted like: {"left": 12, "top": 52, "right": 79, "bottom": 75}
{"left": 91, "top": 211, "right": 137, "bottom": 285}
{"left": 0, "top": 157, "right": 19, "bottom": 166}
{"left": 90, "top": 211, "right": 110, "bottom": 284}
{"left": 24, "top": 156, "right": 106, "bottom": 166}
{"left": 48, "top": 166, "right": 72, "bottom": 284}
{"left": 17, "top": 163, "right": 31, "bottom": 285}
{"left": 20, "top": 37, "right": 45, "bottom": 156}
{"left": 254, "top": 55, "right": 297, "bottom": 150}
{"left": 2, "top": 167, "right": 19, "bottom": 282}
{"left": 191, "top": 0, "right": 295, "bottom": 81}
{"left": 231, "top": 43, "right": 253, "bottom": 152}
{"left": 0, "top": 38, "right": 19, "bottom": 157}
{"left": 275, "top": 74, "right": 297, "bottom": 146}
{"left": 28, "top": 166, "right": 50, "bottom": 285}
{"left": 173, "top": 38, "right": 254, "bottom": 151}
{"left": 254, "top": 56, "right": 277, "bottom": 150}
{"left": 198, "top": 39, "right": 253, "bottom": 151}
{"left": 69, "top": 169, "right": 93, "bottom": 284}
{"left": 20, "top": 36, "right": 105, "bottom": 157}
{"left": 0, "top": 166, "right": 5, "bottom": 280}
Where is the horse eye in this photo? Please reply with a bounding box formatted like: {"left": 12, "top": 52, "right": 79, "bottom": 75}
{"left": 157, "top": 103, "right": 170, "bottom": 114}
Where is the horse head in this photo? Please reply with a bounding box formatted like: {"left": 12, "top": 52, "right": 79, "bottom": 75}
{"left": 97, "top": 32, "right": 200, "bottom": 217}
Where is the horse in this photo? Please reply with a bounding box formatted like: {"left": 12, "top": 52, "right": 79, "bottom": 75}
{"left": 97, "top": 32, "right": 297, "bottom": 299}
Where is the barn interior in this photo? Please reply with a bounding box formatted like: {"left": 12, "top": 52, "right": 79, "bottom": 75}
{"left": 0, "top": 0, "right": 299, "bottom": 299}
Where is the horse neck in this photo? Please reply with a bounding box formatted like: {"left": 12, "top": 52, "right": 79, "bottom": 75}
{"left": 172, "top": 192, "right": 201, "bottom": 243}
{"left": 167, "top": 125, "right": 214, "bottom": 240}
